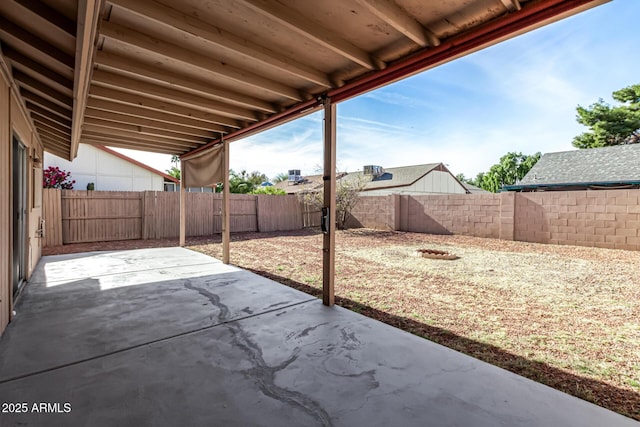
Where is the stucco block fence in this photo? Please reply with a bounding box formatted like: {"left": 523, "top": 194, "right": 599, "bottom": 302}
{"left": 347, "top": 189, "right": 640, "bottom": 251}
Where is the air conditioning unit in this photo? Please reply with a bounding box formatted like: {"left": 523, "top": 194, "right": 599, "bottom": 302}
{"left": 288, "top": 169, "right": 302, "bottom": 182}
{"left": 363, "top": 165, "right": 383, "bottom": 177}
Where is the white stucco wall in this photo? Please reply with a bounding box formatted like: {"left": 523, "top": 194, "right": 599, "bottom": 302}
{"left": 363, "top": 170, "right": 467, "bottom": 196}
{"left": 44, "top": 144, "right": 165, "bottom": 191}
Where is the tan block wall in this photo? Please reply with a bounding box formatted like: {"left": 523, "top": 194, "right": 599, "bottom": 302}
{"left": 348, "top": 189, "right": 640, "bottom": 251}
{"left": 347, "top": 195, "right": 397, "bottom": 230}
{"left": 350, "top": 193, "right": 503, "bottom": 238}
{"left": 400, "top": 194, "right": 502, "bottom": 238}
{"left": 515, "top": 189, "right": 640, "bottom": 250}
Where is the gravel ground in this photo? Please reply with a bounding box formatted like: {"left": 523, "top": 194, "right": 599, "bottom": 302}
{"left": 43, "top": 229, "right": 640, "bottom": 419}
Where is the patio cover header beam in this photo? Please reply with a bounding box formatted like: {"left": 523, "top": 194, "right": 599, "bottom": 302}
{"left": 182, "top": 0, "right": 606, "bottom": 161}
{"left": 70, "top": 0, "right": 101, "bottom": 159}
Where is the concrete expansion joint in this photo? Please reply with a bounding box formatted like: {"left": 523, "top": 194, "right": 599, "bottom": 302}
{"left": 0, "top": 294, "right": 316, "bottom": 387}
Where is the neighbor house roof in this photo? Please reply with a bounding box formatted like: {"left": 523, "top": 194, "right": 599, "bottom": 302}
{"left": 275, "top": 173, "right": 349, "bottom": 195}
{"left": 343, "top": 163, "right": 444, "bottom": 190}
{"left": 461, "top": 182, "right": 489, "bottom": 194}
{"left": 504, "top": 144, "right": 640, "bottom": 191}
{"left": 96, "top": 145, "right": 179, "bottom": 184}
{"left": 275, "top": 175, "right": 324, "bottom": 195}
{"left": 277, "top": 163, "right": 466, "bottom": 194}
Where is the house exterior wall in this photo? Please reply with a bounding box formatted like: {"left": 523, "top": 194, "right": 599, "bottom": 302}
{"left": 44, "top": 144, "right": 165, "bottom": 192}
{"left": 1, "top": 67, "right": 44, "bottom": 336}
{"left": 363, "top": 170, "right": 467, "bottom": 196}
{"left": 0, "top": 64, "right": 11, "bottom": 334}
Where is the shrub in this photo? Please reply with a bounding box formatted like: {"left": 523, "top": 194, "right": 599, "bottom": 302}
{"left": 43, "top": 166, "right": 75, "bottom": 189}
{"left": 250, "top": 186, "right": 286, "bottom": 195}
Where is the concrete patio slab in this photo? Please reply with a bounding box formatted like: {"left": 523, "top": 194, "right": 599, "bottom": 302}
{"left": 0, "top": 248, "right": 637, "bottom": 427}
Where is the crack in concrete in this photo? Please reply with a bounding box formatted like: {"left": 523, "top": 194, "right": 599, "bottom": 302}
{"left": 184, "top": 280, "right": 332, "bottom": 426}
{"left": 288, "top": 322, "right": 329, "bottom": 340}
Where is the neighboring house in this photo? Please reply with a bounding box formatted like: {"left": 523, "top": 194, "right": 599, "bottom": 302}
{"left": 275, "top": 170, "right": 347, "bottom": 195}
{"left": 503, "top": 144, "right": 640, "bottom": 192}
{"left": 461, "top": 181, "right": 490, "bottom": 194}
{"left": 44, "top": 144, "right": 179, "bottom": 192}
{"left": 276, "top": 163, "right": 469, "bottom": 195}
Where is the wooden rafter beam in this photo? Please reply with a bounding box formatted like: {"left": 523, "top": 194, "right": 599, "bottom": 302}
{"left": 81, "top": 131, "right": 200, "bottom": 152}
{"left": 3, "top": 47, "right": 74, "bottom": 95}
{"left": 14, "top": 0, "right": 76, "bottom": 36}
{"left": 35, "top": 122, "right": 71, "bottom": 142}
{"left": 26, "top": 102, "right": 72, "bottom": 127}
{"left": 41, "top": 137, "right": 71, "bottom": 154}
{"left": 71, "top": 0, "right": 102, "bottom": 160}
{"left": 355, "top": 0, "right": 440, "bottom": 47}
{"left": 13, "top": 70, "right": 73, "bottom": 107}
{"left": 82, "top": 125, "right": 204, "bottom": 147}
{"left": 0, "top": 15, "right": 74, "bottom": 72}
{"left": 94, "top": 49, "right": 275, "bottom": 113}
{"left": 500, "top": 0, "right": 522, "bottom": 11}
{"left": 43, "top": 143, "right": 70, "bottom": 159}
{"left": 100, "top": 20, "right": 303, "bottom": 102}
{"left": 88, "top": 86, "right": 241, "bottom": 129}
{"left": 92, "top": 69, "right": 258, "bottom": 121}
{"left": 40, "top": 136, "right": 70, "bottom": 150}
{"left": 81, "top": 139, "right": 180, "bottom": 155}
{"left": 86, "top": 98, "right": 227, "bottom": 133}
{"left": 108, "top": 0, "right": 331, "bottom": 87}
{"left": 237, "top": 0, "right": 383, "bottom": 70}
{"left": 83, "top": 116, "right": 210, "bottom": 141}
{"left": 31, "top": 110, "right": 72, "bottom": 130}
{"left": 84, "top": 108, "right": 219, "bottom": 138}
{"left": 21, "top": 89, "right": 73, "bottom": 117}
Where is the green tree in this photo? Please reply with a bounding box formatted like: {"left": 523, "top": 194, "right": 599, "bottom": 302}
{"left": 572, "top": 83, "right": 640, "bottom": 148}
{"left": 477, "top": 152, "right": 541, "bottom": 193}
{"left": 228, "top": 170, "right": 268, "bottom": 193}
{"left": 166, "top": 155, "right": 181, "bottom": 180}
{"left": 455, "top": 173, "right": 473, "bottom": 184}
{"left": 250, "top": 186, "right": 286, "bottom": 195}
{"left": 273, "top": 172, "right": 289, "bottom": 183}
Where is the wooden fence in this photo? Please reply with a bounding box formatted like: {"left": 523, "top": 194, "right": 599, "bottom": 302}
{"left": 43, "top": 189, "right": 315, "bottom": 246}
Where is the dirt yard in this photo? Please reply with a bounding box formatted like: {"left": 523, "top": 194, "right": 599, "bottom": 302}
{"left": 188, "top": 229, "right": 640, "bottom": 420}
{"left": 44, "top": 229, "right": 640, "bottom": 419}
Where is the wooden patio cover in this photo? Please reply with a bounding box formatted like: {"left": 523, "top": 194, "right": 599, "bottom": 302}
{"left": 0, "top": 0, "right": 609, "bottom": 304}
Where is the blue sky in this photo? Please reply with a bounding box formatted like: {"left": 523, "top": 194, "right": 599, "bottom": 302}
{"left": 115, "top": 0, "right": 640, "bottom": 181}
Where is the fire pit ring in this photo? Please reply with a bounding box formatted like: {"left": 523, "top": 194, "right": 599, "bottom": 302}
{"left": 414, "top": 248, "right": 459, "bottom": 260}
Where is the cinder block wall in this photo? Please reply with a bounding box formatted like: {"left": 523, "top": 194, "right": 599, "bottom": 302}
{"left": 346, "top": 195, "right": 397, "bottom": 230}
{"left": 515, "top": 189, "right": 640, "bottom": 250}
{"left": 399, "top": 194, "right": 501, "bottom": 238}
{"left": 349, "top": 189, "right": 640, "bottom": 251}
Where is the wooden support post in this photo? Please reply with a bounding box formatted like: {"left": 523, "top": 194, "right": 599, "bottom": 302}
{"left": 222, "top": 139, "right": 230, "bottom": 264}
{"left": 179, "top": 160, "right": 186, "bottom": 246}
{"left": 322, "top": 97, "right": 336, "bottom": 306}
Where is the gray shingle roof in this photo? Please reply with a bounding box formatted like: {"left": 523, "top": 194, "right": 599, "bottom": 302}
{"left": 518, "top": 144, "right": 640, "bottom": 186}
{"left": 275, "top": 164, "right": 457, "bottom": 194}
{"left": 461, "top": 181, "right": 489, "bottom": 193}
{"left": 343, "top": 163, "right": 442, "bottom": 190}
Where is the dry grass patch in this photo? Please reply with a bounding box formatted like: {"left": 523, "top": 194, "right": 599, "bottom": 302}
{"left": 189, "top": 229, "right": 640, "bottom": 420}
